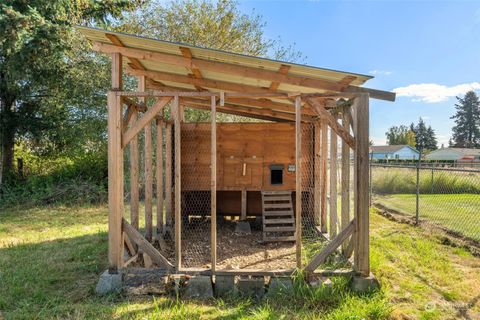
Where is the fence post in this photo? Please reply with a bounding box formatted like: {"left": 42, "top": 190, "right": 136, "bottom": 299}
{"left": 415, "top": 150, "right": 422, "bottom": 225}
{"left": 369, "top": 153, "right": 373, "bottom": 207}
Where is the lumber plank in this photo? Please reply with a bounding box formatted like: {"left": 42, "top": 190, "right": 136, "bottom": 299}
{"left": 122, "top": 218, "right": 173, "bottom": 269}
{"left": 295, "top": 96, "right": 302, "bottom": 268}
{"left": 320, "top": 120, "right": 328, "bottom": 233}
{"left": 173, "top": 95, "right": 181, "bottom": 270}
{"left": 353, "top": 94, "right": 370, "bottom": 276}
{"left": 94, "top": 42, "right": 395, "bottom": 101}
{"left": 307, "top": 98, "right": 356, "bottom": 149}
{"left": 165, "top": 122, "right": 173, "bottom": 228}
{"left": 329, "top": 122, "right": 338, "bottom": 237}
{"left": 122, "top": 97, "right": 172, "bottom": 148}
{"left": 241, "top": 189, "right": 247, "bottom": 220}
{"left": 107, "top": 91, "right": 123, "bottom": 272}
{"left": 210, "top": 95, "right": 217, "bottom": 272}
{"left": 304, "top": 219, "right": 355, "bottom": 272}
{"left": 156, "top": 118, "right": 164, "bottom": 236}
{"left": 341, "top": 112, "right": 351, "bottom": 251}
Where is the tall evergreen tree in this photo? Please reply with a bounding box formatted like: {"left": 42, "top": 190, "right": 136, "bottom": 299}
{"left": 411, "top": 118, "right": 437, "bottom": 151}
{"left": 0, "top": 0, "right": 141, "bottom": 182}
{"left": 450, "top": 91, "right": 480, "bottom": 148}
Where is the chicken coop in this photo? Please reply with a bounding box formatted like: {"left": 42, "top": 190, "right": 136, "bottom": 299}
{"left": 78, "top": 27, "right": 395, "bottom": 282}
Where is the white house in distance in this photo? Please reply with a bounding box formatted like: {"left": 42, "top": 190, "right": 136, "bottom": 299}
{"left": 370, "top": 145, "right": 420, "bottom": 160}
{"left": 426, "top": 148, "right": 480, "bottom": 162}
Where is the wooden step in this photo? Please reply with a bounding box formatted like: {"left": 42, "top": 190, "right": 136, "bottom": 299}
{"left": 263, "top": 211, "right": 293, "bottom": 216}
{"left": 262, "top": 191, "right": 292, "bottom": 196}
{"left": 263, "top": 203, "right": 292, "bottom": 209}
{"left": 263, "top": 236, "right": 296, "bottom": 242}
{"left": 262, "top": 196, "right": 292, "bottom": 201}
{"left": 263, "top": 218, "right": 295, "bottom": 224}
{"left": 264, "top": 226, "right": 296, "bottom": 232}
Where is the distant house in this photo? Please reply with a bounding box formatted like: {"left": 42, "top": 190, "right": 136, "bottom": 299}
{"left": 369, "top": 145, "right": 420, "bottom": 160}
{"left": 425, "top": 148, "right": 480, "bottom": 162}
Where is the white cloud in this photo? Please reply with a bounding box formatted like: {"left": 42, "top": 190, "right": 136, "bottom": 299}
{"left": 393, "top": 82, "right": 480, "bottom": 103}
{"left": 369, "top": 70, "right": 392, "bottom": 76}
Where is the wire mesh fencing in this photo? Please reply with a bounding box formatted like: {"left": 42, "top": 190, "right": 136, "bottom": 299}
{"left": 371, "top": 163, "right": 480, "bottom": 243}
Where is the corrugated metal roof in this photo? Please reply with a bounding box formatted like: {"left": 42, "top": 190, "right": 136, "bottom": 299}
{"left": 76, "top": 26, "right": 374, "bottom": 94}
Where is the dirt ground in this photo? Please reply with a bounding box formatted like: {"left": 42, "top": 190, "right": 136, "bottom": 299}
{"left": 163, "top": 218, "right": 297, "bottom": 270}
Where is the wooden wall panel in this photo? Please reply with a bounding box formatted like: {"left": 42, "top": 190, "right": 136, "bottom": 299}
{"left": 181, "top": 122, "right": 313, "bottom": 191}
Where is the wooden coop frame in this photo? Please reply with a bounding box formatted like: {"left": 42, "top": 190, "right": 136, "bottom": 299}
{"left": 78, "top": 27, "right": 395, "bottom": 279}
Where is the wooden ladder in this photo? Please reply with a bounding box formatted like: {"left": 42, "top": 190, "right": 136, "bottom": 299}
{"left": 261, "top": 191, "right": 295, "bottom": 242}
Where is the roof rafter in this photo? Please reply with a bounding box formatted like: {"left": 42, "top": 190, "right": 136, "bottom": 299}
{"left": 92, "top": 42, "right": 395, "bottom": 101}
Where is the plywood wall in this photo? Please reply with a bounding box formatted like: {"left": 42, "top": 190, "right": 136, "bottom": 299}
{"left": 181, "top": 122, "right": 313, "bottom": 191}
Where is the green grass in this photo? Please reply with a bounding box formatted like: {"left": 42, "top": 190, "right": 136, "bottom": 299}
{"left": 1, "top": 204, "right": 480, "bottom": 319}
{"left": 374, "top": 193, "right": 480, "bottom": 241}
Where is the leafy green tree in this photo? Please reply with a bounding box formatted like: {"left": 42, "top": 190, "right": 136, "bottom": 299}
{"left": 385, "top": 125, "right": 416, "bottom": 147}
{"left": 115, "top": 0, "right": 304, "bottom": 122}
{"left": 0, "top": 0, "right": 141, "bottom": 182}
{"left": 450, "top": 90, "right": 480, "bottom": 148}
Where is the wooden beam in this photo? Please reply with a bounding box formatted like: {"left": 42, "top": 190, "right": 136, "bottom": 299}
{"left": 107, "top": 91, "right": 123, "bottom": 272}
{"left": 94, "top": 42, "right": 395, "bottom": 101}
{"left": 338, "top": 75, "right": 357, "bottom": 88}
{"left": 127, "top": 67, "right": 273, "bottom": 94}
{"left": 173, "top": 95, "right": 182, "bottom": 270}
{"left": 329, "top": 124, "right": 338, "bottom": 238}
{"left": 122, "top": 97, "right": 172, "bottom": 148}
{"left": 353, "top": 94, "right": 370, "bottom": 276}
{"left": 165, "top": 122, "right": 173, "bottom": 229}
{"left": 320, "top": 120, "right": 328, "bottom": 233}
{"left": 295, "top": 96, "right": 302, "bottom": 269}
{"left": 314, "top": 121, "right": 321, "bottom": 225}
{"left": 187, "top": 103, "right": 289, "bottom": 123}
{"left": 182, "top": 97, "right": 315, "bottom": 122}
{"left": 156, "top": 118, "right": 164, "bottom": 237}
{"left": 304, "top": 219, "right": 355, "bottom": 272}
{"left": 241, "top": 189, "right": 247, "bottom": 220}
{"left": 111, "top": 52, "right": 122, "bottom": 90}
{"left": 122, "top": 218, "right": 173, "bottom": 269}
{"left": 106, "top": 34, "right": 145, "bottom": 70}
{"left": 341, "top": 112, "right": 351, "bottom": 252}
{"left": 122, "top": 97, "right": 147, "bottom": 112}
{"left": 307, "top": 98, "right": 356, "bottom": 149}
{"left": 144, "top": 118, "right": 153, "bottom": 242}
{"left": 210, "top": 96, "right": 217, "bottom": 273}
{"left": 179, "top": 46, "right": 204, "bottom": 91}
{"left": 269, "top": 64, "right": 290, "bottom": 91}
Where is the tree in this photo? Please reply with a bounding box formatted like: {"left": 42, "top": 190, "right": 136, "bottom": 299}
{"left": 410, "top": 118, "right": 437, "bottom": 151}
{"left": 450, "top": 91, "right": 480, "bottom": 148}
{"left": 114, "top": 0, "right": 304, "bottom": 123}
{"left": 0, "top": 1, "right": 141, "bottom": 182}
{"left": 385, "top": 125, "right": 416, "bottom": 147}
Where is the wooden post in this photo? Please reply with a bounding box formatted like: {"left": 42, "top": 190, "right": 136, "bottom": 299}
{"left": 156, "top": 118, "right": 164, "bottom": 237}
{"left": 329, "top": 121, "right": 338, "bottom": 238}
{"left": 130, "top": 110, "right": 139, "bottom": 230}
{"left": 314, "top": 121, "right": 321, "bottom": 225}
{"left": 165, "top": 122, "right": 173, "bottom": 230}
{"left": 108, "top": 52, "right": 123, "bottom": 273}
{"left": 173, "top": 95, "right": 181, "bottom": 270}
{"left": 210, "top": 96, "right": 217, "bottom": 272}
{"left": 320, "top": 121, "right": 328, "bottom": 233}
{"left": 341, "top": 111, "right": 351, "bottom": 251}
{"left": 241, "top": 189, "right": 247, "bottom": 220}
{"left": 107, "top": 91, "right": 124, "bottom": 273}
{"left": 295, "top": 96, "right": 302, "bottom": 268}
{"left": 353, "top": 94, "right": 370, "bottom": 276}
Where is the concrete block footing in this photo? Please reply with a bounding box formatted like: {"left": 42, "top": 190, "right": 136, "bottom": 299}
{"left": 350, "top": 272, "right": 380, "bottom": 293}
{"left": 214, "top": 275, "right": 236, "bottom": 297}
{"left": 185, "top": 275, "right": 214, "bottom": 299}
{"left": 237, "top": 277, "right": 265, "bottom": 299}
{"left": 96, "top": 270, "right": 123, "bottom": 295}
{"left": 267, "top": 276, "right": 293, "bottom": 295}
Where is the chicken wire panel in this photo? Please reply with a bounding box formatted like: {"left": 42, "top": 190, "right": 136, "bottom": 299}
{"left": 300, "top": 122, "right": 322, "bottom": 247}
{"left": 180, "top": 118, "right": 212, "bottom": 268}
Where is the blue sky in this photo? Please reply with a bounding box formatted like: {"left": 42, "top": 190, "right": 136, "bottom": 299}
{"left": 237, "top": 0, "right": 480, "bottom": 146}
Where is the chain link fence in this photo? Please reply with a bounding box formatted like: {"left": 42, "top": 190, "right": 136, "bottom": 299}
{"left": 371, "top": 163, "right": 480, "bottom": 244}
